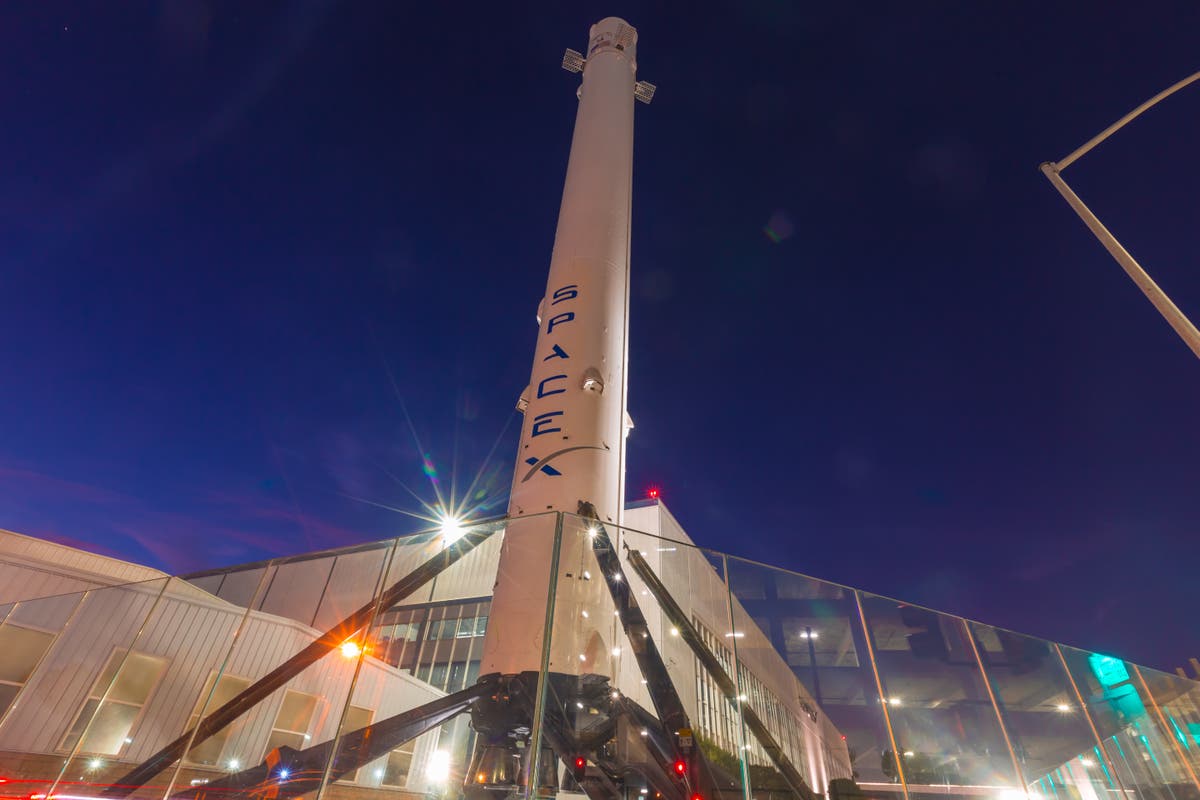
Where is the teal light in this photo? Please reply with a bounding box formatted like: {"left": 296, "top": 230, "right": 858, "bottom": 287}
{"left": 1089, "top": 653, "right": 1130, "bottom": 687}
{"left": 1168, "top": 715, "right": 1190, "bottom": 750}
{"left": 1137, "top": 730, "right": 1161, "bottom": 769}
{"left": 1112, "top": 735, "right": 1129, "bottom": 765}
{"left": 1093, "top": 746, "right": 1114, "bottom": 788}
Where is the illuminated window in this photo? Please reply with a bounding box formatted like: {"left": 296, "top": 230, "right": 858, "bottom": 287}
{"left": 382, "top": 741, "right": 416, "bottom": 787}
{"left": 384, "top": 622, "right": 420, "bottom": 642}
{"left": 183, "top": 672, "right": 252, "bottom": 765}
{"left": 61, "top": 650, "right": 168, "bottom": 755}
{"left": 264, "top": 690, "right": 318, "bottom": 756}
{"left": 430, "top": 663, "right": 449, "bottom": 689}
{"left": 0, "top": 623, "right": 56, "bottom": 716}
{"left": 338, "top": 706, "right": 374, "bottom": 782}
{"left": 455, "top": 617, "right": 476, "bottom": 638}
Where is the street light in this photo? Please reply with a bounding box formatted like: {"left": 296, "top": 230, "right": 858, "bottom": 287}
{"left": 1041, "top": 69, "right": 1200, "bottom": 360}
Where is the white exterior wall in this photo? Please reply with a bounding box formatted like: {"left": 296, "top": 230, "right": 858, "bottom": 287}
{"left": 622, "top": 503, "right": 852, "bottom": 787}
{"left": 0, "top": 528, "right": 166, "bottom": 605}
{"left": 0, "top": 568, "right": 444, "bottom": 790}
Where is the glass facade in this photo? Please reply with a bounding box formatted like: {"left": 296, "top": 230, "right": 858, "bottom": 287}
{"left": 0, "top": 511, "right": 1196, "bottom": 800}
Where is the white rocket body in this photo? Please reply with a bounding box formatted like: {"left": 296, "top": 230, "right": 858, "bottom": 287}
{"left": 481, "top": 17, "right": 641, "bottom": 678}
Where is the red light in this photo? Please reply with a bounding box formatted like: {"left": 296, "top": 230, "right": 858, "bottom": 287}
{"left": 841, "top": 735, "right": 846, "bottom": 741}
{"left": 673, "top": 760, "right": 686, "bottom": 775}
{"left": 648, "top": 488, "right": 660, "bottom": 499}
{"left": 691, "top": 794, "right": 704, "bottom": 800}
{"left": 575, "top": 757, "right": 586, "bottom": 769}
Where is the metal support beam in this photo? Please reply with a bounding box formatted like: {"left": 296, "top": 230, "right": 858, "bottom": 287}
{"left": 1040, "top": 162, "right": 1200, "bottom": 360}
{"left": 105, "top": 526, "right": 499, "bottom": 796}
{"left": 622, "top": 544, "right": 817, "bottom": 800}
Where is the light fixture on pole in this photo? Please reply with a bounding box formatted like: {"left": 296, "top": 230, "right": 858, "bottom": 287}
{"left": 1040, "top": 69, "right": 1200, "bottom": 360}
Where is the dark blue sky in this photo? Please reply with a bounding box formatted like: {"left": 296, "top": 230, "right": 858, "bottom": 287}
{"left": 2, "top": 2, "right": 1198, "bottom": 671}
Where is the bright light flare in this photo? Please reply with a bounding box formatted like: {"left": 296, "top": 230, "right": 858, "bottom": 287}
{"left": 437, "top": 512, "right": 466, "bottom": 547}
{"left": 426, "top": 750, "right": 451, "bottom": 783}
{"left": 340, "top": 641, "right": 362, "bottom": 659}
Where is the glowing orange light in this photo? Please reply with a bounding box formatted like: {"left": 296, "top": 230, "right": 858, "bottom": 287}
{"left": 340, "top": 641, "right": 361, "bottom": 658}
{"left": 477, "top": 773, "right": 487, "bottom": 784}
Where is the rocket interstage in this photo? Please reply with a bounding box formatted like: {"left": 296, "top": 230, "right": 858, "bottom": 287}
{"left": 481, "top": 17, "right": 649, "bottom": 681}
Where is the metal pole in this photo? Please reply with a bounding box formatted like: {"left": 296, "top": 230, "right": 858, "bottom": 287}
{"left": 1057, "top": 70, "right": 1200, "bottom": 170}
{"left": 526, "top": 513, "right": 565, "bottom": 798}
{"left": 314, "top": 538, "right": 400, "bottom": 800}
{"left": 722, "top": 554, "right": 754, "bottom": 800}
{"left": 1040, "top": 162, "right": 1200, "bottom": 359}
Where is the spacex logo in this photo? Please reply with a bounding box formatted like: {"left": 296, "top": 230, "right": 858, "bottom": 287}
{"left": 519, "top": 283, "right": 607, "bottom": 483}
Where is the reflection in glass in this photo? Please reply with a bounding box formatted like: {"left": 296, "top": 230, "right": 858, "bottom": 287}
{"left": 859, "top": 593, "right": 1022, "bottom": 794}
{"left": 970, "top": 621, "right": 1120, "bottom": 800}
{"left": 1058, "top": 645, "right": 1200, "bottom": 800}
{"left": 0, "top": 511, "right": 1194, "bottom": 800}
{"left": 725, "top": 558, "right": 888, "bottom": 789}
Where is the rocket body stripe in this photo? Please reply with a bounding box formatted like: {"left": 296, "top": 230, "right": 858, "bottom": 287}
{"left": 481, "top": 17, "right": 641, "bottom": 678}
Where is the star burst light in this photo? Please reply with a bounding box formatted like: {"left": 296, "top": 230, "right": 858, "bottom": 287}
{"left": 335, "top": 364, "right": 516, "bottom": 543}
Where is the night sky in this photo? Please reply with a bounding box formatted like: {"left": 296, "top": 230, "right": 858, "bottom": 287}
{"left": 3, "top": 3, "right": 1198, "bottom": 672}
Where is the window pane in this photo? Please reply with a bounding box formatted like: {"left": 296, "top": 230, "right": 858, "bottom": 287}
{"left": 61, "top": 698, "right": 101, "bottom": 752}
{"left": 475, "top": 615, "right": 488, "bottom": 636}
{"left": 185, "top": 674, "right": 252, "bottom": 766}
{"left": 430, "top": 663, "right": 448, "bottom": 689}
{"left": 383, "top": 747, "right": 413, "bottom": 786}
{"left": 0, "top": 625, "right": 55, "bottom": 684}
{"left": 344, "top": 705, "right": 372, "bottom": 731}
{"left": 0, "top": 683, "right": 20, "bottom": 717}
{"left": 265, "top": 729, "right": 305, "bottom": 754}
{"left": 187, "top": 728, "right": 232, "bottom": 766}
{"left": 79, "top": 701, "right": 140, "bottom": 755}
{"left": 209, "top": 674, "right": 252, "bottom": 709}
{"left": 340, "top": 706, "right": 374, "bottom": 781}
{"left": 781, "top": 616, "right": 859, "bottom": 667}
{"left": 107, "top": 652, "right": 167, "bottom": 704}
{"left": 276, "top": 690, "right": 317, "bottom": 732}
{"left": 448, "top": 661, "right": 466, "bottom": 690}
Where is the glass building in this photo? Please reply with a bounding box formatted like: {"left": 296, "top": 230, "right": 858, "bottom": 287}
{"left": 0, "top": 503, "right": 1197, "bottom": 800}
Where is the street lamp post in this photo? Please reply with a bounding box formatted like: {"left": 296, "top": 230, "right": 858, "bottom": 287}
{"left": 1040, "top": 69, "right": 1200, "bottom": 360}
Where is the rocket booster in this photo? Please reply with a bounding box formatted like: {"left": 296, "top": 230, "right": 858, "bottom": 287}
{"left": 481, "top": 17, "right": 649, "bottom": 678}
